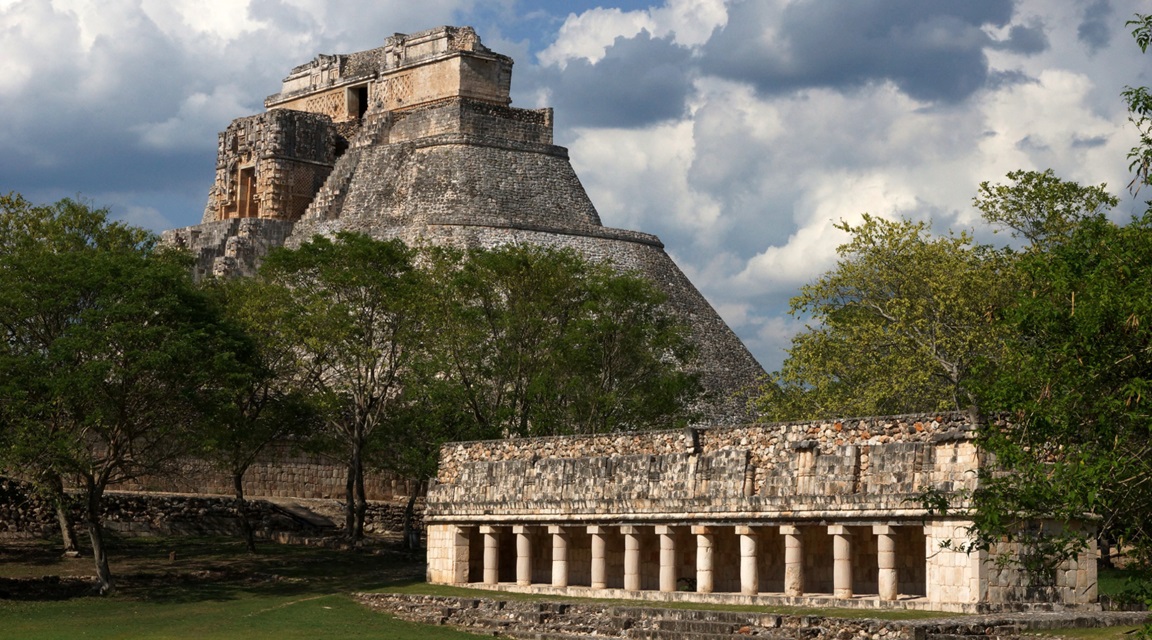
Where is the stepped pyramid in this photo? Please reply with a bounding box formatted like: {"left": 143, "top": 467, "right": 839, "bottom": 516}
{"left": 164, "top": 26, "right": 765, "bottom": 423}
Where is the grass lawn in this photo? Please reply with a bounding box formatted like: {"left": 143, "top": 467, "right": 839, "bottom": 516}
{"left": 0, "top": 535, "right": 483, "bottom": 639}
{"left": 2, "top": 536, "right": 1147, "bottom": 639}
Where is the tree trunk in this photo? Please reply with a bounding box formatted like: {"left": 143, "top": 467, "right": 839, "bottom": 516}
{"left": 47, "top": 473, "right": 80, "bottom": 557}
{"left": 84, "top": 478, "right": 113, "bottom": 595}
{"left": 340, "top": 455, "right": 359, "bottom": 541}
{"left": 354, "top": 457, "right": 367, "bottom": 542}
{"left": 402, "top": 479, "right": 424, "bottom": 551}
{"left": 233, "top": 472, "right": 256, "bottom": 554}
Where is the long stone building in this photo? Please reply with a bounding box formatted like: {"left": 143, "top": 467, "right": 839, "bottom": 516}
{"left": 424, "top": 414, "right": 1098, "bottom": 613}
{"left": 163, "top": 25, "right": 764, "bottom": 423}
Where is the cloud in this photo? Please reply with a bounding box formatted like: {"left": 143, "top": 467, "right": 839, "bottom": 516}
{"left": 701, "top": 0, "right": 1022, "bottom": 103}
{"left": 0, "top": 0, "right": 470, "bottom": 227}
{"left": 537, "top": 31, "right": 695, "bottom": 128}
{"left": 537, "top": 0, "right": 726, "bottom": 66}
{"left": 1077, "top": 0, "right": 1115, "bottom": 53}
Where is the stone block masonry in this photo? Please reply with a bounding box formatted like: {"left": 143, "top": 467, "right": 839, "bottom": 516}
{"left": 425, "top": 413, "right": 1098, "bottom": 613}
{"left": 163, "top": 24, "right": 766, "bottom": 424}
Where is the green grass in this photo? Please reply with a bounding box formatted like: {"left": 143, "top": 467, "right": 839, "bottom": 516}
{"left": 0, "top": 536, "right": 483, "bottom": 639}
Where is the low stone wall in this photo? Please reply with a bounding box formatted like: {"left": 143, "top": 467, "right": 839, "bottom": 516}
{"left": 0, "top": 477, "right": 423, "bottom": 540}
{"left": 107, "top": 444, "right": 422, "bottom": 502}
{"left": 357, "top": 593, "right": 1151, "bottom": 640}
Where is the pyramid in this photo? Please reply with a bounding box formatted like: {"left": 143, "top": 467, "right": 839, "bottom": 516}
{"left": 164, "top": 26, "right": 765, "bottom": 423}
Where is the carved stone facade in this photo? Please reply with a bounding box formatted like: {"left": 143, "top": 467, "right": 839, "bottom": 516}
{"left": 424, "top": 414, "right": 1098, "bottom": 613}
{"left": 162, "top": 25, "right": 765, "bottom": 422}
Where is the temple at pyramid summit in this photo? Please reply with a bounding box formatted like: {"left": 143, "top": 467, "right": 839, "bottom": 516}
{"left": 164, "top": 25, "right": 765, "bottom": 422}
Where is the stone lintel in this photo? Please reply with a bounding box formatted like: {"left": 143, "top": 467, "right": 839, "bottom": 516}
{"left": 827, "top": 525, "right": 850, "bottom": 536}
{"left": 779, "top": 525, "right": 800, "bottom": 536}
{"left": 691, "top": 525, "right": 713, "bottom": 536}
{"left": 735, "top": 526, "right": 757, "bottom": 536}
{"left": 872, "top": 524, "right": 895, "bottom": 536}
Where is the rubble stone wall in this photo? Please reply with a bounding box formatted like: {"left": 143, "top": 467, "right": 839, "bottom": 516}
{"left": 428, "top": 414, "right": 981, "bottom": 521}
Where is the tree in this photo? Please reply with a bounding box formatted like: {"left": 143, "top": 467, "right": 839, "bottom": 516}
{"left": 260, "top": 233, "right": 422, "bottom": 542}
{"left": 199, "top": 276, "right": 319, "bottom": 552}
{"left": 415, "top": 244, "right": 699, "bottom": 438}
{"left": 0, "top": 194, "right": 247, "bottom": 593}
{"left": 974, "top": 169, "right": 1117, "bottom": 249}
{"left": 973, "top": 211, "right": 1152, "bottom": 591}
{"left": 380, "top": 245, "right": 700, "bottom": 548}
{"left": 758, "top": 214, "right": 1017, "bottom": 421}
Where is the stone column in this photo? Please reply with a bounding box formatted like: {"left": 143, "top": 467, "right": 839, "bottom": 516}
{"left": 451, "top": 525, "right": 470, "bottom": 584}
{"left": 829, "top": 525, "right": 853, "bottom": 598}
{"left": 621, "top": 526, "right": 641, "bottom": 592}
{"left": 549, "top": 525, "right": 569, "bottom": 588}
{"left": 588, "top": 525, "right": 608, "bottom": 590}
{"left": 692, "top": 525, "right": 714, "bottom": 594}
{"left": 480, "top": 525, "right": 499, "bottom": 585}
{"left": 513, "top": 525, "right": 533, "bottom": 587}
{"left": 655, "top": 525, "right": 677, "bottom": 593}
{"left": 780, "top": 525, "right": 803, "bottom": 596}
{"left": 874, "top": 524, "right": 897, "bottom": 601}
{"left": 736, "top": 526, "right": 759, "bottom": 595}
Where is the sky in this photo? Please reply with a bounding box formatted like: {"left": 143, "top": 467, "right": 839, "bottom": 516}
{"left": 2, "top": 0, "right": 1150, "bottom": 372}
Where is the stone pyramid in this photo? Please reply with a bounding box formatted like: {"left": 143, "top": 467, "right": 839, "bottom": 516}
{"left": 164, "top": 26, "right": 765, "bottom": 423}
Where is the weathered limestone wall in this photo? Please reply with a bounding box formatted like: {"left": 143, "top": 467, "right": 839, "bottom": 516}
{"left": 108, "top": 446, "right": 421, "bottom": 502}
{"left": 202, "top": 110, "right": 336, "bottom": 224}
{"left": 162, "top": 218, "right": 295, "bottom": 279}
{"left": 431, "top": 413, "right": 980, "bottom": 517}
{"left": 1, "top": 477, "right": 422, "bottom": 539}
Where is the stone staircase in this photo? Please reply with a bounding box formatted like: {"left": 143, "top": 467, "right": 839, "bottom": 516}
{"left": 357, "top": 593, "right": 1150, "bottom": 640}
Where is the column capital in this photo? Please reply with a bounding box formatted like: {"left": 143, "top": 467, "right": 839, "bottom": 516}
{"left": 827, "top": 525, "right": 851, "bottom": 536}
{"left": 513, "top": 525, "right": 536, "bottom": 535}
{"left": 587, "top": 525, "right": 607, "bottom": 535}
{"left": 872, "top": 524, "right": 895, "bottom": 536}
{"left": 735, "top": 525, "right": 757, "bottom": 536}
{"left": 479, "top": 525, "right": 499, "bottom": 535}
{"left": 548, "top": 525, "right": 568, "bottom": 535}
{"left": 654, "top": 525, "right": 675, "bottom": 535}
{"left": 779, "top": 525, "right": 801, "bottom": 536}
{"left": 691, "top": 525, "right": 713, "bottom": 536}
{"left": 619, "top": 525, "right": 640, "bottom": 535}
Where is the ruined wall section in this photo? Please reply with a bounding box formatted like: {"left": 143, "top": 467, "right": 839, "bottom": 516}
{"left": 162, "top": 218, "right": 295, "bottom": 279}
{"left": 428, "top": 413, "right": 981, "bottom": 521}
{"left": 202, "top": 110, "right": 336, "bottom": 224}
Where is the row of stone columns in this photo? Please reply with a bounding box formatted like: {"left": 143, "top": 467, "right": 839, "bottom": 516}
{"left": 479, "top": 523, "right": 903, "bottom": 600}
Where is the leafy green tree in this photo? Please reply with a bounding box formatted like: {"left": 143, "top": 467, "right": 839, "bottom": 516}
{"left": 415, "top": 245, "right": 699, "bottom": 438}
{"left": 758, "top": 214, "right": 1017, "bottom": 421}
{"left": 974, "top": 211, "right": 1152, "bottom": 592}
{"left": 260, "top": 233, "right": 423, "bottom": 542}
{"left": 199, "top": 276, "right": 319, "bottom": 552}
{"left": 378, "top": 245, "right": 700, "bottom": 548}
{"left": 974, "top": 169, "right": 1118, "bottom": 249}
{"left": 0, "top": 194, "right": 247, "bottom": 593}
